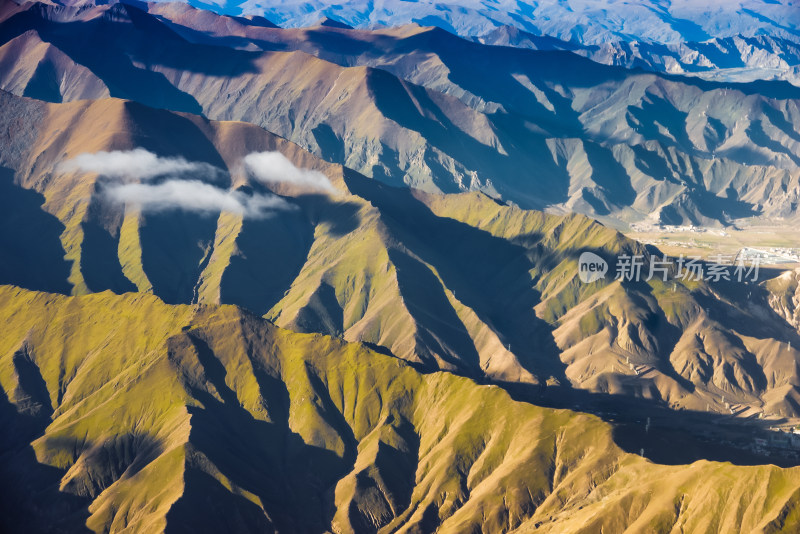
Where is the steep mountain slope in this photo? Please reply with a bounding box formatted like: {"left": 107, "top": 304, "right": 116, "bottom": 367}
{"left": 0, "top": 90, "right": 625, "bottom": 387}
{"left": 2, "top": 90, "right": 800, "bottom": 422}
{"left": 4, "top": 286, "right": 800, "bottom": 533}
{"left": 768, "top": 268, "right": 800, "bottom": 332}
{"left": 1, "top": 0, "right": 799, "bottom": 226}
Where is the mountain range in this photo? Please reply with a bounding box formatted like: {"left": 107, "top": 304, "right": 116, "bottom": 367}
{"left": 478, "top": 26, "right": 800, "bottom": 86}
{"left": 3, "top": 1, "right": 800, "bottom": 532}
{"left": 156, "top": 0, "right": 800, "bottom": 85}
{"left": 5, "top": 285, "right": 800, "bottom": 533}
{"left": 162, "top": 0, "right": 800, "bottom": 46}
{"left": 1, "top": 0, "right": 799, "bottom": 228}
{"left": 3, "top": 88, "right": 800, "bottom": 428}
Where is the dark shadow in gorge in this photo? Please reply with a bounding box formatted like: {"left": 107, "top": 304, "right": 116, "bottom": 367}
{"left": 0, "top": 381, "right": 92, "bottom": 534}
{"left": 164, "top": 332, "right": 356, "bottom": 533}
{"left": 80, "top": 193, "right": 138, "bottom": 295}
{"left": 0, "top": 167, "right": 72, "bottom": 295}
{"left": 138, "top": 208, "right": 218, "bottom": 305}
{"left": 388, "top": 247, "right": 482, "bottom": 372}
{"left": 220, "top": 191, "right": 361, "bottom": 316}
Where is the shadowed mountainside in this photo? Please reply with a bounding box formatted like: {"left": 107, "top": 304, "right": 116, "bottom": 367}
{"left": 1, "top": 4, "right": 800, "bottom": 530}
{"left": 0, "top": 0, "right": 798, "bottom": 226}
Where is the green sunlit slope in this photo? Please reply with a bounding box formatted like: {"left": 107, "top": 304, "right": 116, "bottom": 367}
{"left": 2, "top": 285, "right": 800, "bottom": 533}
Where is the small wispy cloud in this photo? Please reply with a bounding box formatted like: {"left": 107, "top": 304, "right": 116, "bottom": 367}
{"left": 59, "top": 148, "right": 324, "bottom": 218}
{"left": 243, "top": 151, "right": 336, "bottom": 193}
{"left": 58, "top": 149, "right": 223, "bottom": 181}
{"left": 103, "top": 180, "right": 295, "bottom": 219}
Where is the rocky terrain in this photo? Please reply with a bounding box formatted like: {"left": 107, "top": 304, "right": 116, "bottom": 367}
{"left": 1, "top": 0, "right": 799, "bottom": 227}
{"left": 2, "top": 2, "right": 800, "bottom": 533}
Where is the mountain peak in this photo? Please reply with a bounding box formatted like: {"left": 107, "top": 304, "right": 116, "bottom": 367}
{"left": 231, "top": 13, "right": 279, "bottom": 28}
{"left": 316, "top": 16, "right": 353, "bottom": 30}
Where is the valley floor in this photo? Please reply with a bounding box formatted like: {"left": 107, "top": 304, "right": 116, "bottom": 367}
{"left": 627, "top": 221, "right": 800, "bottom": 267}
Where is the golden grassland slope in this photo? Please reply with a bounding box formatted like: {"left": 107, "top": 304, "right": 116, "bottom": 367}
{"left": 2, "top": 285, "right": 800, "bottom": 533}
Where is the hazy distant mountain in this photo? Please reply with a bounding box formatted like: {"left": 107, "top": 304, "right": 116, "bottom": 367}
{"left": 175, "top": 0, "right": 800, "bottom": 84}
{"left": 163, "top": 0, "right": 800, "bottom": 45}
{"left": 38, "top": 0, "right": 800, "bottom": 84}
{"left": 2, "top": 0, "right": 799, "bottom": 228}
{"left": 479, "top": 26, "right": 800, "bottom": 86}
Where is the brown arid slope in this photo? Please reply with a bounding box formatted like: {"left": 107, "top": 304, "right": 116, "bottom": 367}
{"left": 3, "top": 285, "right": 800, "bottom": 533}
{"left": 2, "top": 90, "right": 800, "bottom": 424}
{"left": 768, "top": 269, "right": 800, "bottom": 332}
{"left": 0, "top": 0, "right": 799, "bottom": 226}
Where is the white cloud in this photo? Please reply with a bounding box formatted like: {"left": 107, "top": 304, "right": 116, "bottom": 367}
{"left": 58, "top": 149, "right": 222, "bottom": 181}
{"left": 103, "top": 180, "right": 295, "bottom": 219}
{"left": 243, "top": 151, "right": 336, "bottom": 193}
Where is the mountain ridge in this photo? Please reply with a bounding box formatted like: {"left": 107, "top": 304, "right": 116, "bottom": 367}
{"left": 145, "top": 0, "right": 800, "bottom": 46}
{"left": 3, "top": 284, "right": 800, "bottom": 533}
{"left": 2, "top": 1, "right": 800, "bottom": 532}
{"left": 2, "top": 90, "right": 800, "bottom": 425}
{"left": 2, "top": 0, "right": 799, "bottom": 227}
{"left": 478, "top": 25, "right": 800, "bottom": 86}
